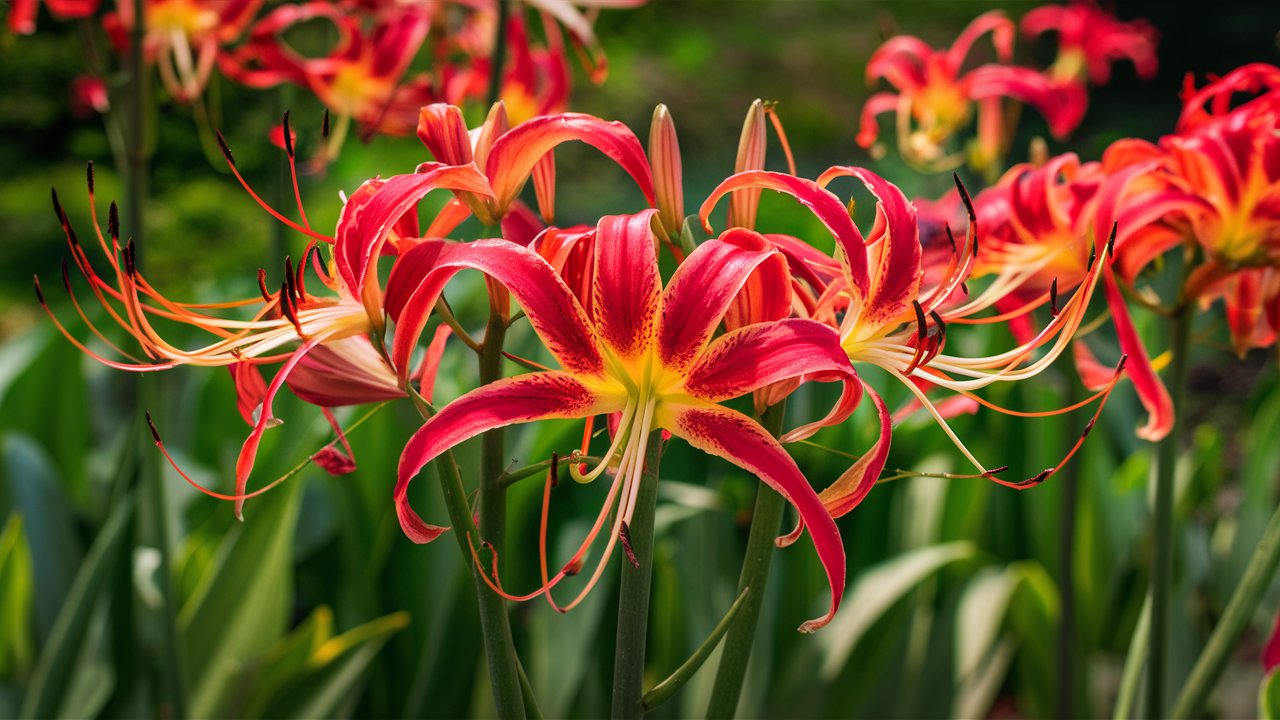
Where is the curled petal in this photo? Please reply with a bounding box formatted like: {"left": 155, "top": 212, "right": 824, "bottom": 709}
{"left": 856, "top": 92, "right": 900, "bottom": 149}
{"left": 967, "top": 66, "right": 1087, "bottom": 138}
{"left": 396, "top": 372, "right": 619, "bottom": 543}
{"left": 661, "top": 402, "right": 845, "bottom": 633}
{"left": 1103, "top": 269, "right": 1173, "bottom": 441}
{"left": 288, "top": 335, "right": 407, "bottom": 407}
{"left": 386, "top": 239, "right": 605, "bottom": 380}
{"left": 701, "top": 171, "right": 869, "bottom": 300}
{"left": 684, "top": 318, "right": 855, "bottom": 402}
{"left": 485, "top": 113, "right": 655, "bottom": 215}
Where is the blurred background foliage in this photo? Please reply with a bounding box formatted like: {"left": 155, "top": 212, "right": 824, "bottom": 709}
{"left": 2, "top": 0, "right": 1280, "bottom": 717}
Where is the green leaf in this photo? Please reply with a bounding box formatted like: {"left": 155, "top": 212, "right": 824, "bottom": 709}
{"left": 818, "top": 541, "right": 977, "bottom": 679}
{"left": 1260, "top": 668, "right": 1280, "bottom": 720}
{"left": 179, "top": 480, "right": 302, "bottom": 718}
{"left": 953, "top": 566, "right": 1020, "bottom": 718}
{"left": 2, "top": 433, "right": 81, "bottom": 645}
{"left": 1006, "top": 561, "right": 1060, "bottom": 720}
{"left": 231, "top": 607, "right": 409, "bottom": 719}
{"left": 0, "top": 514, "right": 34, "bottom": 681}
{"left": 20, "top": 494, "right": 133, "bottom": 719}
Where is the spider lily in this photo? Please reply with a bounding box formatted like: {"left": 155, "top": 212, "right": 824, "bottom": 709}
{"left": 7, "top": 0, "right": 97, "bottom": 34}
{"left": 700, "top": 166, "right": 1122, "bottom": 525}
{"left": 219, "top": 2, "right": 436, "bottom": 145}
{"left": 103, "top": 0, "right": 263, "bottom": 102}
{"left": 973, "top": 152, "right": 1175, "bottom": 439}
{"left": 1109, "top": 64, "right": 1280, "bottom": 355}
{"left": 443, "top": 12, "right": 571, "bottom": 125}
{"left": 36, "top": 155, "right": 491, "bottom": 518}
{"left": 388, "top": 209, "right": 857, "bottom": 632}
{"left": 1021, "top": 1, "right": 1158, "bottom": 86}
{"left": 416, "top": 102, "right": 655, "bottom": 227}
{"left": 857, "top": 10, "right": 1085, "bottom": 175}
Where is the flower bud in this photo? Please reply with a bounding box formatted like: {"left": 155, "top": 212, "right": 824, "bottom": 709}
{"left": 648, "top": 104, "right": 685, "bottom": 240}
{"left": 729, "top": 99, "right": 767, "bottom": 229}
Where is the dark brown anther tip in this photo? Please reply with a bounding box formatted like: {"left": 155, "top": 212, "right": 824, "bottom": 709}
{"left": 1050, "top": 278, "right": 1060, "bottom": 316}
{"left": 282, "top": 110, "right": 295, "bottom": 158}
{"left": 953, "top": 173, "right": 976, "bottom": 221}
{"left": 1081, "top": 417, "right": 1097, "bottom": 437}
{"left": 1116, "top": 354, "right": 1129, "bottom": 373}
{"left": 145, "top": 412, "right": 162, "bottom": 443}
{"left": 51, "top": 188, "right": 65, "bottom": 222}
{"left": 215, "top": 131, "right": 236, "bottom": 167}
{"left": 1107, "top": 222, "right": 1118, "bottom": 256}
{"left": 123, "top": 239, "right": 137, "bottom": 276}
{"left": 984, "top": 465, "right": 1010, "bottom": 477}
{"left": 33, "top": 275, "right": 46, "bottom": 305}
{"left": 911, "top": 300, "right": 927, "bottom": 340}
{"left": 108, "top": 202, "right": 119, "bottom": 239}
{"left": 1029, "top": 468, "right": 1053, "bottom": 485}
{"left": 550, "top": 452, "right": 560, "bottom": 488}
{"left": 944, "top": 223, "right": 957, "bottom": 254}
{"left": 321, "top": 109, "right": 331, "bottom": 138}
{"left": 86, "top": 161, "right": 94, "bottom": 194}
{"left": 60, "top": 259, "right": 71, "bottom": 290}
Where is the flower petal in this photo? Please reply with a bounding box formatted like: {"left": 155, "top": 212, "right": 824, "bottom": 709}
{"left": 661, "top": 402, "right": 845, "bottom": 633}
{"left": 658, "top": 227, "right": 786, "bottom": 370}
{"left": 593, "top": 211, "right": 662, "bottom": 357}
{"left": 1103, "top": 268, "right": 1173, "bottom": 441}
{"left": 700, "top": 170, "right": 870, "bottom": 301}
{"left": 683, "top": 318, "right": 854, "bottom": 402}
{"left": 815, "top": 381, "right": 890, "bottom": 519}
{"left": 396, "top": 372, "right": 619, "bottom": 543}
{"left": 386, "top": 239, "right": 605, "bottom": 381}
{"left": 334, "top": 166, "right": 494, "bottom": 319}
{"left": 287, "top": 335, "right": 407, "bottom": 407}
{"left": 485, "top": 112, "right": 655, "bottom": 215}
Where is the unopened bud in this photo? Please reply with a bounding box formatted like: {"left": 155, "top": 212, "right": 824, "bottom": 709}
{"left": 729, "top": 99, "right": 767, "bottom": 229}
{"left": 649, "top": 104, "right": 685, "bottom": 239}
{"left": 473, "top": 101, "right": 511, "bottom": 170}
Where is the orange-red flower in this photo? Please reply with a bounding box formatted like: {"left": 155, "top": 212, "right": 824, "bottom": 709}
{"left": 857, "top": 10, "right": 1085, "bottom": 174}
{"left": 1021, "top": 1, "right": 1158, "bottom": 86}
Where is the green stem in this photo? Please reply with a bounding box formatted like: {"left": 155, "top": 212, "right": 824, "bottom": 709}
{"left": 486, "top": 0, "right": 511, "bottom": 108}
{"left": 1148, "top": 306, "right": 1192, "bottom": 719}
{"left": 1114, "top": 594, "right": 1151, "bottom": 720}
{"left": 1057, "top": 370, "right": 1085, "bottom": 720}
{"left": 1171, "top": 501, "right": 1280, "bottom": 718}
{"left": 611, "top": 432, "right": 665, "bottom": 719}
{"left": 705, "top": 401, "right": 789, "bottom": 719}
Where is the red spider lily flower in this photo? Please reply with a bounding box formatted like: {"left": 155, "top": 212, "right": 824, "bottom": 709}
{"left": 103, "top": 0, "right": 263, "bottom": 102}
{"left": 7, "top": 0, "right": 96, "bottom": 34}
{"left": 973, "top": 153, "right": 1175, "bottom": 440}
{"left": 220, "top": 2, "right": 436, "bottom": 145}
{"left": 1021, "top": 1, "right": 1158, "bottom": 86}
{"left": 1109, "top": 64, "right": 1280, "bottom": 356}
{"left": 701, "top": 167, "right": 1122, "bottom": 525}
{"left": 857, "top": 10, "right": 1085, "bottom": 174}
{"left": 416, "top": 102, "right": 655, "bottom": 226}
{"left": 36, "top": 156, "right": 491, "bottom": 518}
{"left": 388, "top": 210, "right": 857, "bottom": 632}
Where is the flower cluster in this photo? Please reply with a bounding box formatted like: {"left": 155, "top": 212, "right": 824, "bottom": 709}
{"left": 858, "top": 1, "right": 1157, "bottom": 176}
{"left": 40, "top": 94, "right": 1127, "bottom": 632}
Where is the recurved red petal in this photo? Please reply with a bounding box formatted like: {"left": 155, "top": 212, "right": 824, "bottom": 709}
{"left": 396, "top": 372, "right": 620, "bottom": 543}
{"left": 230, "top": 359, "right": 269, "bottom": 427}
{"left": 386, "top": 239, "right": 605, "bottom": 381}
{"left": 335, "top": 167, "right": 493, "bottom": 319}
{"left": 593, "top": 211, "right": 661, "bottom": 357}
{"left": 1103, "top": 268, "right": 1173, "bottom": 441}
{"left": 288, "top": 335, "right": 407, "bottom": 407}
{"left": 817, "top": 166, "right": 922, "bottom": 329}
{"left": 485, "top": 113, "right": 655, "bottom": 215}
{"left": 815, "top": 381, "right": 890, "bottom": 519}
{"left": 658, "top": 228, "right": 785, "bottom": 370}
{"left": 662, "top": 402, "right": 845, "bottom": 633}
{"left": 416, "top": 103, "right": 475, "bottom": 166}
{"left": 700, "top": 171, "right": 870, "bottom": 301}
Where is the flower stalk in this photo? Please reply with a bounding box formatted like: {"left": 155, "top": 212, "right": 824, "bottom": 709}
{"left": 706, "top": 400, "right": 788, "bottom": 719}
{"left": 610, "top": 430, "right": 665, "bottom": 720}
{"left": 1147, "top": 305, "right": 1192, "bottom": 719}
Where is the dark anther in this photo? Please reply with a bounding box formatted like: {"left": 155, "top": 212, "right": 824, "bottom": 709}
{"left": 60, "top": 259, "right": 72, "bottom": 291}
{"left": 929, "top": 310, "right": 946, "bottom": 344}
{"left": 550, "top": 452, "right": 560, "bottom": 488}
{"left": 32, "top": 275, "right": 45, "bottom": 305}
{"left": 1049, "top": 278, "right": 1060, "bottom": 316}
{"left": 984, "top": 465, "right": 1011, "bottom": 476}
{"left": 321, "top": 109, "right": 331, "bottom": 137}
{"left": 108, "top": 202, "right": 119, "bottom": 240}
{"left": 257, "top": 268, "right": 271, "bottom": 301}
{"left": 1116, "top": 354, "right": 1129, "bottom": 373}
{"left": 123, "top": 239, "right": 137, "bottom": 276}
{"left": 215, "top": 131, "right": 236, "bottom": 167}
{"left": 145, "top": 412, "right": 162, "bottom": 443}
{"left": 944, "top": 223, "right": 957, "bottom": 254}
{"left": 86, "top": 161, "right": 94, "bottom": 194}
{"left": 1081, "top": 417, "right": 1097, "bottom": 438}
{"left": 51, "top": 188, "right": 65, "bottom": 223}
{"left": 953, "top": 172, "right": 976, "bottom": 222}
{"left": 1106, "top": 222, "right": 1117, "bottom": 257}
{"left": 912, "top": 300, "right": 927, "bottom": 341}
{"left": 282, "top": 111, "right": 295, "bottom": 158}
{"left": 619, "top": 522, "right": 640, "bottom": 569}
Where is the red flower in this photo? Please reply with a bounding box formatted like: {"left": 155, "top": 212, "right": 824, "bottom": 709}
{"left": 1021, "top": 1, "right": 1158, "bottom": 86}
{"left": 857, "top": 10, "right": 1086, "bottom": 174}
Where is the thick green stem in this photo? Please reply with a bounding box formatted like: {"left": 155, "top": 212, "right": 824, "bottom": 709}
{"left": 1171, "top": 501, "right": 1280, "bottom": 718}
{"left": 705, "top": 401, "right": 788, "bottom": 719}
{"left": 1114, "top": 594, "right": 1151, "bottom": 720}
{"left": 486, "top": 0, "right": 511, "bottom": 108}
{"left": 611, "top": 432, "right": 665, "bottom": 719}
{"left": 1148, "top": 307, "right": 1192, "bottom": 719}
{"left": 1057, "top": 370, "right": 1085, "bottom": 720}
